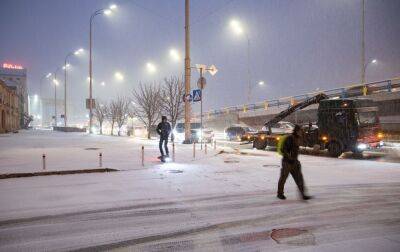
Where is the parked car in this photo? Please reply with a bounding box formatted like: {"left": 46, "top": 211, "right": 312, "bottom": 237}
{"left": 261, "top": 121, "right": 295, "bottom": 134}
{"left": 173, "top": 122, "right": 214, "bottom": 143}
{"left": 225, "top": 125, "right": 257, "bottom": 141}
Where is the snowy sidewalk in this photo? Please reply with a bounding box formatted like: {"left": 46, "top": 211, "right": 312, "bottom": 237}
{"left": 1, "top": 130, "right": 400, "bottom": 251}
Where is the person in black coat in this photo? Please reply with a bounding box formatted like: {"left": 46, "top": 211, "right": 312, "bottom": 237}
{"left": 156, "top": 116, "right": 171, "bottom": 157}
{"left": 277, "top": 125, "right": 311, "bottom": 200}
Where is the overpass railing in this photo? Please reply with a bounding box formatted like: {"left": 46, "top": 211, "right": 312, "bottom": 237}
{"left": 196, "top": 77, "right": 400, "bottom": 119}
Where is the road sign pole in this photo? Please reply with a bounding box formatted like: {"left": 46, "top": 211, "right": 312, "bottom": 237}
{"left": 200, "top": 68, "right": 203, "bottom": 150}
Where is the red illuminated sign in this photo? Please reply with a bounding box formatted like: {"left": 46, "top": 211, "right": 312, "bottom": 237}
{"left": 2, "top": 63, "right": 23, "bottom": 69}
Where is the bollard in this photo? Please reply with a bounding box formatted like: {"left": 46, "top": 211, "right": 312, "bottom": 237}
{"left": 205, "top": 142, "right": 207, "bottom": 154}
{"left": 193, "top": 142, "right": 196, "bottom": 159}
{"left": 141, "top": 146, "right": 144, "bottom": 166}
{"left": 172, "top": 142, "right": 176, "bottom": 162}
{"left": 42, "top": 154, "right": 46, "bottom": 170}
{"left": 99, "top": 152, "right": 103, "bottom": 167}
{"left": 214, "top": 140, "right": 217, "bottom": 150}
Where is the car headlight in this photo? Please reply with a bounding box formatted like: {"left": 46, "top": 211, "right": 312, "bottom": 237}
{"left": 357, "top": 143, "right": 368, "bottom": 150}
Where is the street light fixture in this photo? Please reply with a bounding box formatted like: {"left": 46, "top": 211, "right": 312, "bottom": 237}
{"left": 363, "top": 58, "right": 378, "bottom": 83}
{"left": 64, "top": 48, "right": 84, "bottom": 127}
{"left": 62, "top": 64, "right": 71, "bottom": 70}
{"left": 114, "top": 72, "right": 124, "bottom": 81}
{"left": 229, "top": 18, "right": 252, "bottom": 103}
{"left": 229, "top": 19, "right": 244, "bottom": 35}
{"left": 89, "top": 4, "right": 117, "bottom": 133}
{"left": 258, "top": 80, "right": 265, "bottom": 86}
{"left": 53, "top": 67, "right": 63, "bottom": 126}
{"left": 146, "top": 62, "right": 157, "bottom": 73}
{"left": 169, "top": 48, "right": 181, "bottom": 62}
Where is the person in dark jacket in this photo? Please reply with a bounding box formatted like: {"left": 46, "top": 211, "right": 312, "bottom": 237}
{"left": 277, "top": 124, "right": 311, "bottom": 200}
{"left": 156, "top": 116, "right": 171, "bottom": 158}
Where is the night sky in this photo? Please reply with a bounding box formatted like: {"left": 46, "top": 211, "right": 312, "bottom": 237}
{"left": 0, "top": 0, "right": 399, "bottom": 113}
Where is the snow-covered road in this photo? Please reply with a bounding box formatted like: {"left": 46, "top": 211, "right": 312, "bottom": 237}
{"left": 0, "top": 130, "right": 400, "bottom": 251}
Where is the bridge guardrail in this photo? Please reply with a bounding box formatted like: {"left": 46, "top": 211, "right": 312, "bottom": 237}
{"left": 196, "top": 77, "right": 400, "bottom": 119}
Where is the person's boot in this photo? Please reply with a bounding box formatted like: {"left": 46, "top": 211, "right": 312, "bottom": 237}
{"left": 277, "top": 194, "right": 286, "bottom": 200}
{"left": 302, "top": 195, "right": 312, "bottom": 200}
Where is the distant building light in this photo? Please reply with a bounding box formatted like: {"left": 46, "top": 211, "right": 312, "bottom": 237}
{"left": 2, "top": 63, "right": 23, "bottom": 69}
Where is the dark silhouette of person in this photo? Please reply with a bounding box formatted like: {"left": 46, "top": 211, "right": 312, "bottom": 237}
{"left": 277, "top": 125, "right": 311, "bottom": 200}
{"left": 156, "top": 116, "right": 171, "bottom": 158}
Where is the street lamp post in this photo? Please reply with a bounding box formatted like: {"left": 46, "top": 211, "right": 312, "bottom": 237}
{"left": 64, "top": 48, "right": 83, "bottom": 127}
{"left": 53, "top": 67, "right": 62, "bottom": 126}
{"left": 89, "top": 4, "right": 116, "bottom": 133}
{"left": 39, "top": 73, "right": 52, "bottom": 126}
{"left": 229, "top": 19, "right": 252, "bottom": 103}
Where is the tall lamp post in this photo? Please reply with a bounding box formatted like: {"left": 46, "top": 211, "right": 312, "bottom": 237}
{"left": 363, "top": 59, "right": 377, "bottom": 80}
{"left": 229, "top": 19, "right": 252, "bottom": 103}
{"left": 88, "top": 4, "right": 117, "bottom": 133}
{"left": 39, "top": 73, "right": 52, "bottom": 126}
{"left": 53, "top": 67, "right": 62, "bottom": 126}
{"left": 64, "top": 48, "right": 83, "bottom": 127}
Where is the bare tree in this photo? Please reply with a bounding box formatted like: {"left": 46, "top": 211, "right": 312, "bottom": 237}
{"left": 94, "top": 101, "right": 108, "bottom": 135}
{"left": 114, "top": 96, "right": 131, "bottom": 136}
{"left": 132, "top": 82, "right": 162, "bottom": 139}
{"left": 160, "top": 76, "right": 185, "bottom": 131}
{"left": 108, "top": 101, "right": 118, "bottom": 136}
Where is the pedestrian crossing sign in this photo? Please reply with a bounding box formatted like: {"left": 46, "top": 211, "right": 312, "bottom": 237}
{"left": 192, "top": 89, "right": 202, "bottom": 102}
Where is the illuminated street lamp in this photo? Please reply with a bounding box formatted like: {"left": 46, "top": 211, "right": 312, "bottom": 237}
{"left": 363, "top": 58, "right": 378, "bottom": 83}
{"left": 114, "top": 72, "right": 124, "bottom": 81}
{"left": 89, "top": 4, "right": 117, "bottom": 133}
{"left": 258, "top": 80, "right": 265, "bottom": 86}
{"left": 39, "top": 72, "right": 52, "bottom": 99}
{"left": 53, "top": 67, "right": 63, "bottom": 126}
{"left": 64, "top": 48, "right": 84, "bottom": 127}
{"left": 229, "top": 18, "right": 252, "bottom": 103}
{"left": 146, "top": 62, "right": 157, "bottom": 74}
{"left": 169, "top": 48, "right": 181, "bottom": 62}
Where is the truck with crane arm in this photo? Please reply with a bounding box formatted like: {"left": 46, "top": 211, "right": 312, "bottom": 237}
{"left": 252, "top": 93, "right": 384, "bottom": 157}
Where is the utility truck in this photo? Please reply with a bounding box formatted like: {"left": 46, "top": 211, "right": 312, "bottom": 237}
{"left": 252, "top": 93, "right": 384, "bottom": 157}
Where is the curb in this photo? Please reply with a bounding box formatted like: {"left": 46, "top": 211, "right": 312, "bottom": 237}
{"left": 0, "top": 168, "right": 118, "bottom": 180}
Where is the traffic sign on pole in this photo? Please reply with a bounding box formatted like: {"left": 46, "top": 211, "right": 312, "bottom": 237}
{"left": 183, "top": 93, "right": 192, "bottom": 102}
{"left": 192, "top": 89, "right": 202, "bottom": 102}
{"left": 208, "top": 64, "right": 218, "bottom": 76}
{"left": 197, "top": 76, "right": 207, "bottom": 89}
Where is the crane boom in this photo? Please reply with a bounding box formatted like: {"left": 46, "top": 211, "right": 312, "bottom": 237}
{"left": 264, "top": 93, "right": 328, "bottom": 129}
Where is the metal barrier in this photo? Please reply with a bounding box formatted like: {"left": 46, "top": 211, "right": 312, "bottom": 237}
{"left": 195, "top": 78, "right": 400, "bottom": 118}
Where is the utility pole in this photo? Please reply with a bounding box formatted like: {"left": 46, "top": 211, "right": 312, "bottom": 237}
{"left": 246, "top": 36, "right": 251, "bottom": 103}
{"left": 54, "top": 73, "right": 57, "bottom": 127}
{"left": 184, "top": 0, "right": 191, "bottom": 143}
{"left": 361, "top": 0, "right": 365, "bottom": 84}
{"left": 200, "top": 67, "right": 203, "bottom": 150}
{"left": 64, "top": 58, "right": 68, "bottom": 127}
{"left": 89, "top": 15, "right": 94, "bottom": 133}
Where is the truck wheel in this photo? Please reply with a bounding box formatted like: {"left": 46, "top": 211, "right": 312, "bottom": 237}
{"left": 327, "top": 141, "right": 342, "bottom": 157}
{"left": 253, "top": 138, "right": 267, "bottom": 150}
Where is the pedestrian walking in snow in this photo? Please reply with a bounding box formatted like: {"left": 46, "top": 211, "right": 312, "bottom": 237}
{"left": 156, "top": 116, "right": 171, "bottom": 161}
{"left": 277, "top": 124, "right": 312, "bottom": 200}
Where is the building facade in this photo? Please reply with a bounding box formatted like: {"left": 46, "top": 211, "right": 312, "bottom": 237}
{"left": 0, "top": 63, "right": 28, "bottom": 128}
{"left": 0, "top": 79, "right": 20, "bottom": 133}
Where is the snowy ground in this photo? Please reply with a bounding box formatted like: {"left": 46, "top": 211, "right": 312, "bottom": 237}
{"left": 0, "top": 130, "right": 400, "bottom": 251}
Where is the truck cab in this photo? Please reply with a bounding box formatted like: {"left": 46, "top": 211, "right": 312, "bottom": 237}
{"left": 317, "top": 98, "right": 383, "bottom": 156}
